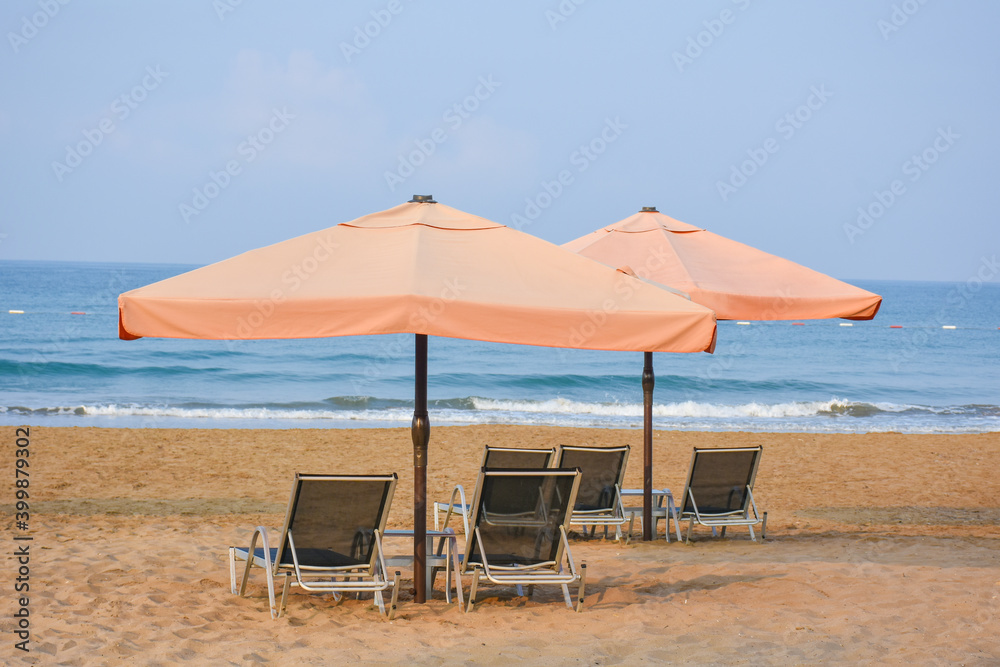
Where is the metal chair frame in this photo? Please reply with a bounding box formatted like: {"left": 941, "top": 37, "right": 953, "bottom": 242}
{"left": 678, "top": 446, "right": 765, "bottom": 543}
{"left": 555, "top": 445, "right": 630, "bottom": 542}
{"left": 460, "top": 468, "right": 587, "bottom": 612}
{"left": 229, "top": 473, "right": 401, "bottom": 619}
{"left": 434, "top": 445, "right": 556, "bottom": 535}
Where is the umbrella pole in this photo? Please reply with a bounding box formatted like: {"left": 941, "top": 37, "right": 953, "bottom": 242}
{"left": 642, "top": 352, "right": 654, "bottom": 541}
{"left": 412, "top": 334, "right": 430, "bottom": 603}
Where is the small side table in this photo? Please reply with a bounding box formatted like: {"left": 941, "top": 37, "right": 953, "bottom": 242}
{"left": 620, "top": 488, "right": 683, "bottom": 542}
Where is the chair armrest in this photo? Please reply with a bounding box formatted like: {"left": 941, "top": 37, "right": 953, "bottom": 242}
{"left": 439, "top": 484, "right": 470, "bottom": 538}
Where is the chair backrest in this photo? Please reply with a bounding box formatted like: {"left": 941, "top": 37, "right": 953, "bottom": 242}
{"left": 680, "top": 446, "right": 762, "bottom": 516}
{"left": 464, "top": 468, "right": 581, "bottom": 568}
{"left": 481, "top": 445, "right": 555, "bottom": 470}
{"left": 555, "top": 445, "right": 629, "bottom": 511}
{"left": 274, "top": 473, "right": 397, "bottom": 572}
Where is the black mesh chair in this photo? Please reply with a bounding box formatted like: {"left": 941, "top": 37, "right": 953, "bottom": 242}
{"left": 462, "top": 468, "right": 586, "bottom": 612}
{"left": 679, "top": 446, "right": 765, "bottom": 542}
{"left": 555, "top": 445, "right": 630, "bottom": 541}
{"left": 435, "top": 445, "right": 556, "bottom": 536}
{"left": 229, "top": 473, "right": 401, "bottom": 619}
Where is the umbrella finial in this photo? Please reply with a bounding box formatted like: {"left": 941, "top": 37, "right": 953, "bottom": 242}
{"left": 410, "top": 194, "right": 437, "bottom": 203}
{"left": 640, "top": 206, "right": 658, "bottom": 213}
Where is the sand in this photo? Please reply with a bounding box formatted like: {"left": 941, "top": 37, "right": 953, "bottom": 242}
{"left": 3, "top": 426, "right": 999, "bottom": 665}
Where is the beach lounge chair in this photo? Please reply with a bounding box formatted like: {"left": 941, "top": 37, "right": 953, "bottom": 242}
{"left": 229, "top": 473, "right": 401, "bottom": 619}
{"left": 679, "top": 446, "right": 765, "bottom": 543}
{"left": 434, "top": 445, "right": 556, "bottom": 536}
{"left": 555, "top": 445, "right": 630, "bottom": 541}
{"left": 461, "top": 468, "right": 587, "bottom": 612}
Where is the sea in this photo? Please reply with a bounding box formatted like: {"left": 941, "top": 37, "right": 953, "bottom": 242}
{"left": 1, "top": 260, "right": 997, "bottom": 434}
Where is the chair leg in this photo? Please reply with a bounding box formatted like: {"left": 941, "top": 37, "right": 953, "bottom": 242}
{"left": 277, "top": 574, "right": 290, "bottom": 618}
{"left": 467, "top": 566, "right": 481, "bottom": 613}
{"left": 561, "top": 583, "right": 572, "bottom": 608}
{"left": 686, "top": 518, "right": 694, "bottom": 544}
{"left": 263, "top": 570, "right": 277, "bottom": 619}
{"left": 239, "top": 555, "right": 255, "bottom": 597}
{"left": 669, "top": 503, "right": 682, "bottom": 543}
{"left": 449, "top": 539, "right": 464, "bottom": 608}
{"left": 228, "top": 548, "right": 237, "bottom": 595}
{"left": 443, "top": 560, "right": 452, "bottom": 604}
{"left": 387, "top": 571, "right": 401, "bottom": 620}
{"left": 575, "top": 563, "right": 587, "bottom": 612}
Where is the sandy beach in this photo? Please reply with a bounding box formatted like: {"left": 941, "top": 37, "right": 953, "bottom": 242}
{"left": 3, "top": 426, "right": 999, "bottom": 665}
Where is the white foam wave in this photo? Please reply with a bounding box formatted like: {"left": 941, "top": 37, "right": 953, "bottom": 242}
{"left": 6, "top": 399, "right": 992, "bottom": 434}
{"left": 42, "top": 397, "right": 877, "bottom": 422}
{"left": 78, "top": 404, "right": 413, "bottom": 423}
{"left": 470, "top": 396, "right": 863, "bottom": 419}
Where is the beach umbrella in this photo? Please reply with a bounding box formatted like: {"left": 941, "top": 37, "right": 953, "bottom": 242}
{"left": 118, "top": 196, "right": 717, "bottom": 602}
{"left": 564, "top": 207, "right": 882, "bottom": 540}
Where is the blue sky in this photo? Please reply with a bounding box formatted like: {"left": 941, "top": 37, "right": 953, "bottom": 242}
{"left": 1, "top": 1, "right": 997, "bottom": 281}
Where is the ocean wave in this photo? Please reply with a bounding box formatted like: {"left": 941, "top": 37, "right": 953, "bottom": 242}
{"left": 74, "top": 404, "right": 414, "bottom": 423}
{"left": 4, "top": 398, "right": 996, "bottom": 433}
{"left": 0, "top": 358, "right": 235, "bottom": 379}
{"left": 469, "top": 396, "right": 881, "bottom": 419}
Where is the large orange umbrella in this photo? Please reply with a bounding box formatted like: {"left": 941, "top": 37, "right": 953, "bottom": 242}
{"left": 119, "top": 197, "right": 717, "bottom": 601}
{"left": 564, "top": 206, "right": 882, "bottom": 539}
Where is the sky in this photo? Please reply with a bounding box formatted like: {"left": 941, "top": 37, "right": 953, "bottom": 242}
{"left": 1, "top": 1, "right": 998, "bottom": 282}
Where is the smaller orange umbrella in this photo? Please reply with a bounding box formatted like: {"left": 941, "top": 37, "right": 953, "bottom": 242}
{"left": 565, "top": 207, "right": 882, "bottom": 539}
{"left": 564, "top": 207, "right": 881, "bottom": 321}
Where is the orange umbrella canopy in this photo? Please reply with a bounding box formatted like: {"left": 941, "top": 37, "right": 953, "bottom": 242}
{"left": 563, "top": 208, "right": 881, "bottom": 321}
{"left": 119, "top": 200, "right": 717, "bottom": 351}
